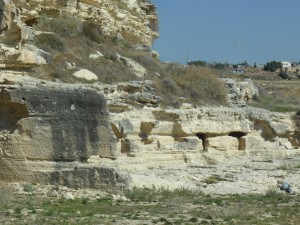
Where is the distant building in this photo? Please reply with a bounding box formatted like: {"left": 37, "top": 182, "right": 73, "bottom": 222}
{"left": 281, "top": 61, "right": 292, "bottom": 68}
{"left": 232, "top": 68, "right": 245, "bottom": 75}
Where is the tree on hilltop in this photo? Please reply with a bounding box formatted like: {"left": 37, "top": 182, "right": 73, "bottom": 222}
{"left": 264, "top": 61, "right": 282, "bottom": 72}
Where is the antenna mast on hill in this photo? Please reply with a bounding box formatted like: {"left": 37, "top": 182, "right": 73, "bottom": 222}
{"left": 186, "top": 51, "right": 189, "bottom": 65}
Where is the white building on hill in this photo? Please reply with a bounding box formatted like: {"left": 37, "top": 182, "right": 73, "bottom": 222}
{"left": 281, "top": 61, "right": 292, "bottom": 68}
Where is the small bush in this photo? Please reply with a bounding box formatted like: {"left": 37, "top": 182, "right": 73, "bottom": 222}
{"left": 265, "top": 188, "right": 282, "bottom": 200}
{"left": 125, "top": 186, "right": 203, "bottom": 203}
{"left": 22, "top": 183, "right": 35, "bottom": 193}
{"left": 81, "top": 198, "right": 89, "bottom": 205}
{"left": 161, "top": 78, "right": 179, "bottom": 94}
{"left": 35, "top": 33, "right": 66, "bottom": 52}
{"left": 82, "top": 21, "right": 104, "bottom": 43}
{"left": 278, "top": 70, "right": 290, "bottom": 80}
{"left": 125, "top": 186, "right": 159, "bottom": 202}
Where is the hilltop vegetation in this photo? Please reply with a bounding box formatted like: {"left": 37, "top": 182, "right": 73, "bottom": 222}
{"left": 30, "top": 13, "right": 229, "bottom": 108}
{"left": 25, "top": 12, "right": 300, "bottom": 111}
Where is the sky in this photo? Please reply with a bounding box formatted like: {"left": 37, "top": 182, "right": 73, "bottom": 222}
{"left": 151, "top": 0, "right": 300, "bottom": 65}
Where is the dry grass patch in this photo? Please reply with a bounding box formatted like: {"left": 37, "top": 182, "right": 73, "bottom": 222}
{"left": 251, "top": 81, "right": 300, "bottom": 112}
{"left": 154, "top": 64, "right": 228, "bottom": 107}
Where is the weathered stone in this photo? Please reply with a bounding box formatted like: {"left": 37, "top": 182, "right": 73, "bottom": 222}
{"left": 0, "top": 75, "right": 121, "bottom": 189}
{"left": 63, "top": 192, "right": 75, "bottom": 200}
{"left": 222, "top": 78, "right": 259, "bottom": 107}
{"left": 206, "top": 136, "right": 239, "bottom": 151}
{"left": 175, "top": 137, "right": 203, "bottom": 151}
{"left": 73, "top": 69, "right": 98, "bottom": 81}
{"left": 89, "top": 51, "right": 103, "bottom": 60}
{"left": 157, "top": 136, "right": 175, "bottom": 150}
{"left": 17, "top": 44, "right": 51, "bottom": 65}
{"left": 117, "top": 54, "right": 147, "bottom": 77}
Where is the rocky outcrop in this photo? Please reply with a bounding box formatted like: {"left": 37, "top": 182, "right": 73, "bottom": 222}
{"left": 0, "top": 74, "right": 299, "bottom": 192}
{"left": 0, "top": 1, "right": 299, "bottom": 195}
{"left": 117, "top": 53, "right": 147, "bottom": 77}
{"left": 223, "top": 78, "right": 259, "bottom": 106}
{"left": 0, "top": 74, "right": 126, "bottom": 190}
{"left": 100, "top": 81, "right": 299, "bottom": 163}
{"left": 0, "top": 0, "right": 158, "bottom": 69}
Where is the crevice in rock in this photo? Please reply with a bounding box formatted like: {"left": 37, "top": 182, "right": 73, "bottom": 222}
{"left": 228, "top": 132, "right": 247, "bottom": 150}
{"left": 24, "top": 17, "right": 38, "bottom": 27}
{"left": 153, "top": 110, "right": 180, "bottom": 122}
{"left": 253, "top": 120, "right": 276, "bottom": 141}
{"left": 139, "top": 122, "right": 154, "bottom": 141}
{"left": 172, "top": 122, "right": 188, "bottom": 141}
{"left": 110, "top": 123, "right": 123, "bottom": 139}
{"left": 196, "top": 133, "right": 207, "bottom": 150}
{"left": 0, "top": 89, "right": 29, "bottom": 133}
{"left": 196, "top": 133, "right": 219, "bottom": 150}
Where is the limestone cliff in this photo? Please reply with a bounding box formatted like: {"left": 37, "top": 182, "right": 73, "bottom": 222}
{"left": 0, "top": 74, "right": 129, "bottom": 190}
{"left": 0, "top": 0, "right": 158, "bottom": 68}
{"left": 0, "top": 1, "right": 300, "bottom": 193}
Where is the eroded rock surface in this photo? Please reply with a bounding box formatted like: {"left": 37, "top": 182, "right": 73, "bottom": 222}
{"left": 0, "top": 74, "right": 128, "bottom": 191}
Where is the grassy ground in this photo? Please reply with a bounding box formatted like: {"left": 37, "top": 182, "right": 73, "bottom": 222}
{"left": 0, "top": 185, "right": 299, "bottom": 225}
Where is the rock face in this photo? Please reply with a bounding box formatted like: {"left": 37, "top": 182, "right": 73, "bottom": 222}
{"left": 0, "top": 74, "right": 127, "bottom": 191}
{"left": 0, "top": 1, "right": 300, "bottom": 195}
{"left": 0, "top": 75, "right": 299, "bottom": 192}
{"left": 223, "top": 78, "right": 259, "bottom": 106}
{"left": 117, "top": 54, "right": 147, "bottom": 77}
{"left": 96, "top": 81, "right": 299, "bottom": 161}
{"left": 0, "top": 0, "right": 158, "bottom": 69}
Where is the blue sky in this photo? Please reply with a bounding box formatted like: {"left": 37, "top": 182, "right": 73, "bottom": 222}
{"left": 151, "top": 0, "right": 300, "bottom": 65}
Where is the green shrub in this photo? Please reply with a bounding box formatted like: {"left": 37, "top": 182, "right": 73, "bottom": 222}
{"left": 81, "top": 198, "right": 89, "bottom": 205}
{"left": 211, "top": 62, "right": 228, "bottom": 70}
{"left": 35, "top": 33, "right": 66, "bottom": 52}
{"left": 22, "top": 183, "right": 35, "bottom": 193}
{"left": 278, "top": 70, "right": 290, "bottom": 80}
{"left": 264, "top": 61, "right": 282, "bottom": 72}
{"left": 264, "top": 188, "right": 282, "bottom": 200}
{"left": 125, "top": 186, "right": 203, "bottom": 203}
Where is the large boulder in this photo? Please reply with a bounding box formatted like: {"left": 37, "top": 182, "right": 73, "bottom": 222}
{"left": 223, "top": 78, "right": 259, "bottom": 106}
{"left": 73, "top": 69, "right": 98, "bottom": 81}
{"left": 0, "top": 75, "right": 120, "bottom": 189}
{"left": 117, "top": 54, "right": 147, "bottom": 77}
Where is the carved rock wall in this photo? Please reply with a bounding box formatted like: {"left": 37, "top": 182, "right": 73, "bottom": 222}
{"left": 102, "top": 81, "right": 299, "bottom": 163}
{"left": 0, "top": 74, "right": 125, "bottom": 190}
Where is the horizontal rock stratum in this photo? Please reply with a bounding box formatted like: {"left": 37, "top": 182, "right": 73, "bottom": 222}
{"left": 0, "top": 1, "right": 300, "bottom": 194}
{"left": 0, "top": 75, "right": 300, "bottom": 192}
